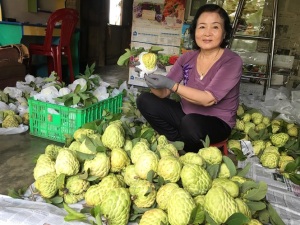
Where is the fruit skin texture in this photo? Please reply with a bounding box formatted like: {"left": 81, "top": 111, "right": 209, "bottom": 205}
{"left": 217, "top": 163, "right": 230, "bottom": 178}
{"left": 35, "top": 172, "right": 58, "bottom": 199}
{"left": 159, "top": 143, "right": 180, "bottom": 158}
{"left": 130, "top": 141, "right": 150, "bottom": 164}
{"left": 85, "top": 174, "right": 123, "bottom": 206}
{"left": 73, "top": 128, "right": 95, "bottom": 142}
{"left": 260, "top": 152, "right": 279, "bottom": 169}
{"left": 212, "top": 178, "right": 239, "bottom": 198}
{"left": 180, "top": 164, "right": 212, "bottom": 196}
{"left": 102, "top": 123, "right": 125, "bottom": 150}
{"left": 270, "top": 133, "right": 289, "bottom": 147}
{"left": 65, "top": 175, "right": 90, "bottom": 195}
{"left": 204, "top": 186, "right": 239, "bottom": 224}
{"left": 33, "top": 154, "right": 56, "bottom": 180}
{"left": 55, "top": 149, "right": 80, "bottom": 176}
{"left": 287, "top": 126, "right": 298, "bottom": 137}
{"left": 157, "top": 155, "right": 182, "bottom": 182}
{"left": 134, "top": 150, "right": 159, "bottom": 179}
{"left": 227, "top": 139, "right": 241, "bottom": 151}
{"left": 179, "top": 152, "right": 206, "bottom": 167}
{"left": 110, "top": 147, "right": 130, "bottom": 173}
{"left": 139, "top": 208, "right": 168, "bottom": 225}
{"left": 45, "top": 144, "right": 63, "bottom": 160}
{"left": 198, "top": 146, "right": 222, "bottom": 165}
{"left": 167, "top": 188, "right": 196, "bottom": 225}
{"left": 122, "top": 164, "right": 140, "bottom": 186}
{"left": 156, "top": 183, "right": 179, "bottom": 210}
{"left": 129, "top": 180, "right": 156, "bottom": 208}
{"left": 83, "top": 152, "right": 110, "bottom": 178}
{"left": 235, "top": 198, "right": 252, "bottom": 218}
{"left": 100, "top": 187, "right": 131, "bottom": 225}
{"left": 2, "top": 114, "right": 19, "bottom": 128}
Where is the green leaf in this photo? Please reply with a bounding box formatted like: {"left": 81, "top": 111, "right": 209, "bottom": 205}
{"left": 171, "top": 141, "right": 184, "bottom": 151}
{"left": 258, "top": 209, "right": 270, "bottom": 224}
{"left": 242, "top": 181, "right": 268, "bottom": 201}
{"left": 226, "top": 212, "right": 250, "bottom": 225}
{"left": 50, "top": 196, "right": 63, "bottom": 204}
{"left": 87, "top": 175, "right": 100, "bottom": 182}
{"left": 149, "top": 46, "right": 164, "bottom": 53}
{"left": 78, "top": 92, "right": 90, "bottom": 100}
{"left": 284, "top": 161, "right": 298, "bottom": 173}
{"left": 7, "top": 188, "right": 24, "bottom": 199}
{"left": 90, "top": 205, "right": 101, "bottom": 218}
{"left": 237, "top": 162, "right": 251, "bottom": 177}
{"left": 206, "top": 164, "right": 220, "bottom": 179}
{"left": 289, "top": 173, "right": 300, "bottom": 185}
{"left": 73, "top": 94, "right": 81, "bottom": 105}
{"left": 204, "top": 211, "right": 218, "bottom": 225}
{"left": 267, "top": 202, "right": 286, "bottom": 225}
{"left": 240, "top": 180, "right": 259, "bottom": 194}
{"left": 63, "top": 203, "right": 87, "bottom": 221}
{"left": 74, "top": 84, "right": 82, "bottom": 94}
{"left": 222, "top": 155, "right": 237, "bottom": 177}
{"left": 76, "top": 151, "right": 96, "bottom": 161}
{"left": 117, "top": 49, "right": 132, "bottom": 66}
{"left": 141, "top": 128, "right": 155, "bottom": 143}
{"left": 64, "top": 96, "right": 74, "bottom": 107}
{"left": 245, "top": 200, "right": 266, "bottom": 211}
{"left": 57, "top": 173, "right": 66, "bottom": 190}
{"left": 232, "top": 148, "right": 247, "bottom": 161}
{"left": 146, "top": 170, "right": 155, "bottom": 182}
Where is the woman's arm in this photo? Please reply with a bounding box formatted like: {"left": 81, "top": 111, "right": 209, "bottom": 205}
{"left": 176, "top": 84, "right": 216, "bottom": 106}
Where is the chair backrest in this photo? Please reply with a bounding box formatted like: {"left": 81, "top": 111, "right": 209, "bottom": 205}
{"left": 43, "top": 8, "right": 79, "bottom": 51}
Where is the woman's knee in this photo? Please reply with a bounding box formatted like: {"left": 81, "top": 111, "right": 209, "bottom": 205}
{"left": 136, "top": 92, "right": 151, "bottom": 109}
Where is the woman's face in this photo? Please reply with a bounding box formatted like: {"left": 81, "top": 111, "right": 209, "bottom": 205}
{"left": 195, "top": 12, "right": 225, "bottom": 50}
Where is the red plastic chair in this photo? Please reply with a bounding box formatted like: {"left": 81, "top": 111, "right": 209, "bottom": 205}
{"left": 29, "top": 8, "right": 79, "bottom": 83}
{"left": 210, "top": 139, "right": 228, "bottom": 155}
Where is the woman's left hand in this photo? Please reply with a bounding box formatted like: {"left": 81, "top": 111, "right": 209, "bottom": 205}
{"left": 144, "top": 74, "right": 175, "bottom": 89}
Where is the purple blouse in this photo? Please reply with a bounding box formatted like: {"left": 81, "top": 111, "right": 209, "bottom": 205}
{"left": 166, "top": 48, "right": 243, "bottom": 128}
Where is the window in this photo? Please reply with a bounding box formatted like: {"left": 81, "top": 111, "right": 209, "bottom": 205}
{"left": 109, "top": 0, "right": 122, "bottom": 25}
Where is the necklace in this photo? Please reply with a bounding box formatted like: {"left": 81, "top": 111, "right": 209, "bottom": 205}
{"left": 198, "top": 48, "right": 221, "bottom": 80}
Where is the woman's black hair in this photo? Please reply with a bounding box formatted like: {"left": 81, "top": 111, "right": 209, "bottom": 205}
{"left": 189, "top": 4, "right": 232, "bottom": 49}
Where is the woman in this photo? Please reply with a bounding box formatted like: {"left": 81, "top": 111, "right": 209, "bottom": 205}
{"left": 136, "top": 4, "right": 243, "bottom": 152}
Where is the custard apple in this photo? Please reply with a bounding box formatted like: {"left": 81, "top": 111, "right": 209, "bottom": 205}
{"left": 156, "top": 182, "right": 179, "bottom": 210}
{"left": 102, "top": 122, "right": 125, "bottom": 150}
{"left": 180, "top": 164, "right": 212, "bottom": 196}
{"left": 139, "top": 208, "right": 168, "bottom": 225}
{"left": 100, "top": 187, "right": 131, "bottom": 225}
{"left": 35, "top": 172, "right": 58, "bottom": 199}
{"left": 33, "top": 154, "right": 56, "bottom": 180}
{"left": 135, "top": 150, "right": 159, "bottom": 179}
{"left": 204, "top": 186, "right": 239, "bottom": 224}
{"left": 129, "top": 180, "right": 156, "bottom": 208}
{"left": 83, "top": 152, "right": 110, "bottom": 178}
{"left": 157, "top": 155, "right": 182, "bottom": 182}
{"left": 167, "top": 188, "right": 196, "bottom": 225}
{"left": 55, "top": 149, "right": 80, "bottom": 176}
{"left": 110, "top": 147, "right": 130, "bottom": 173}
{"left": 198, "top": 146, "right": 222, "bottom": 165}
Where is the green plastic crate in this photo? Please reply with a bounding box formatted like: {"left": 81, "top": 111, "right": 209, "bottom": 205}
{"left": 28, "top": 93, "right": 123, "bottom": 143}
